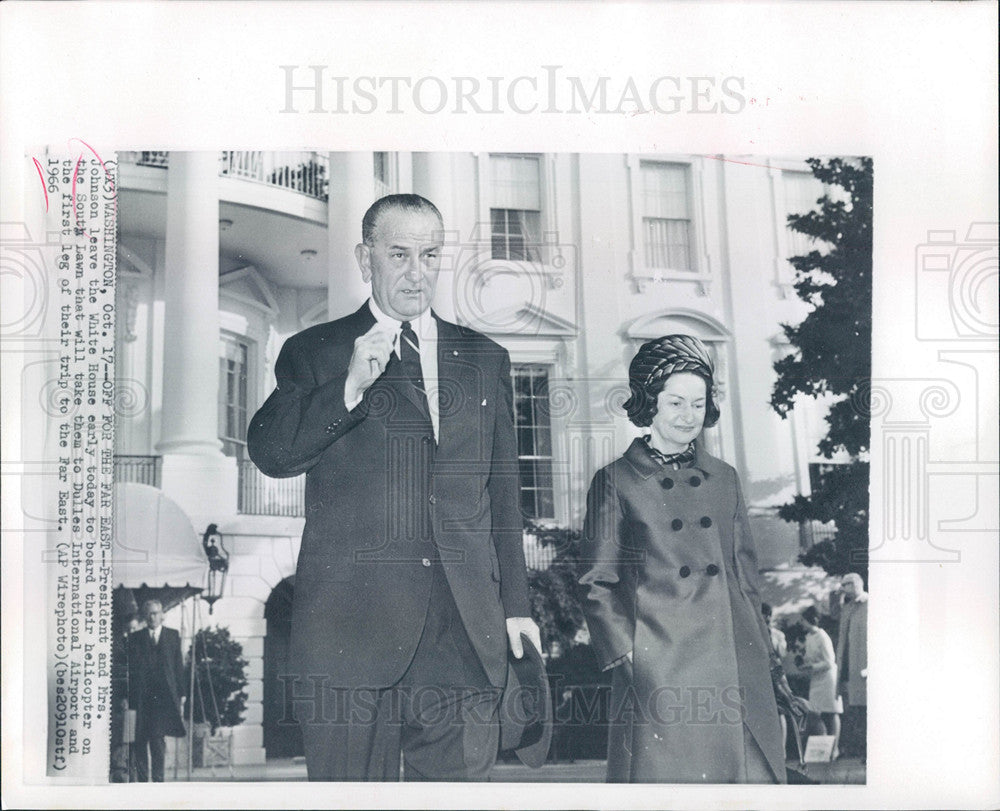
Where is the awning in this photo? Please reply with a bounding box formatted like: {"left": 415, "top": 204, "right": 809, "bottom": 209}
{"left": 113, "top": 483, "right": 206, "bottom": 612}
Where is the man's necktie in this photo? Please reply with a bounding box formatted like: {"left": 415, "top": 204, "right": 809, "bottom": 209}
{"left": 399, "top": 321, "right": 428, "bottom": 403}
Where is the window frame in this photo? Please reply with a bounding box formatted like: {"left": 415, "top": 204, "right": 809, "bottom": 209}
{"left": 478, "top": 152, "right": 556, "bottom": 265}
{"left": 767, "top": 158, "right": 831, "bottom": 298}
{"left": 218, "top": 331, "right": 252, "bottom": 459}
{"left": 510, "top": 362, "right": 557, "bottom": 522}
{"left": 627, "top": 154, "right": 711, "bottom": 293}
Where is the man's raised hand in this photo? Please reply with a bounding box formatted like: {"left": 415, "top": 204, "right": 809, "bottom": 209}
{"left": 344, "top": 324, "right": 394, "bottom": 408}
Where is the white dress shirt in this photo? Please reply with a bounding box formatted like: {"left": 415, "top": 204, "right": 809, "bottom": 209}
{"left": 355, "top": 299, "right": 440, "bottom": 440}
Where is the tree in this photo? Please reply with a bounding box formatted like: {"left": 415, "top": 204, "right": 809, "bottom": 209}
{"left": 771, "top": 157, "right": 873, "bottom": 582}
{"left": 524, "top": 521, "right": 587, "bottom": 655}
{"left": 185, "top": 625, "right": 249, "bottom": 732}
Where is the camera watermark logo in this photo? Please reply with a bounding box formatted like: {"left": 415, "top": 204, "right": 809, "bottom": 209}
{"left": 1, "top": 222, "right": 61, "bottom": 339}
{"left": 915, "top": 222, "right": 998, "bottom": 341}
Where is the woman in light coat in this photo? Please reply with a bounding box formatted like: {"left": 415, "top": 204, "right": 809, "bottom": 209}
{"left": 579, "top": 335, "right": 789, "bottom": 783}
{"left": 799, "top": 605, "right": 842, "bottom": 759}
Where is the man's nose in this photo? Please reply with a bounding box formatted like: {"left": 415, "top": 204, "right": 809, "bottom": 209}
{"left": 404, "top": 255, "right": 423, "bottom": 280}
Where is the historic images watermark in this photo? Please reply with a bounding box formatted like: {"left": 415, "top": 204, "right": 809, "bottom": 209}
{"left": 279, "top": 66, "right": 747, "bottom": 116}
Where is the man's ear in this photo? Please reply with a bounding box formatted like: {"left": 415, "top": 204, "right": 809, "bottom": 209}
{"left": 355, "top": 242, "right": 372, "bottom": 282}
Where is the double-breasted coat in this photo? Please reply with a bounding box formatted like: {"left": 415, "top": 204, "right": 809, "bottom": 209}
{"left": 126, "top": 626, "right": 186, "bottom": 739}
{"left": 579, "top": 439, "right": 785, "bottom": 783}
{"left": 246, "top": 303, "right": 530, "bottom": 691}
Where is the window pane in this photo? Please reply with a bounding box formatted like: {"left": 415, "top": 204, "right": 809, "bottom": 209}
{"left": 490, "top": 154, "right": 541, "bottom": 209}
{"left": 491, "top": 208, "right": 541, "bottom": 262}
{"left": 641, "top": 162, "right": 689, "bottom": 219}
{"left": 535, "top": 425, "right": 552, "bottom": 457}
{"left": 644, "top": 218, "right": 691, "bottom": 270}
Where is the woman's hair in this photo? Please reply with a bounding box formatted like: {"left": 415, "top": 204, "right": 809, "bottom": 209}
{"left": 801, "top": 605, "right": 821, "bottom": 625}
{"left": 623, "top": 334, "right": 721, "bottom": 429}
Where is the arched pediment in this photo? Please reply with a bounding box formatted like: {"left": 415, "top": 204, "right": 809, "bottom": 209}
{"left": 468, "top": 301, "right": 577, "bottom": 337}
{"left": 626, "top": 308, "right": 730, "bottom": 342}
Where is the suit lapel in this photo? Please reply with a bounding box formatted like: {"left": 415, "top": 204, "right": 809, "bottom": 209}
{"left": 434, "top": 317, "right": 474, "bottom": 446}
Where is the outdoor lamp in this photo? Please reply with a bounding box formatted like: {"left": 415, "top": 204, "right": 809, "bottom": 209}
{"left": 201, "top": 523, "right": 229, "bottom": 614}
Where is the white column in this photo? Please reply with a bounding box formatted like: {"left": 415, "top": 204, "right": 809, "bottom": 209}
{"left": 157, "top": 152, "right": 237, "bottom": 519}
{"left": 411, "top": 152, "right": 455, "bottom": 228}
{"left": 412, "top": 152, "right": 457, "bottom": 320}
{"left": 327, "top": 152, "right": 374, "bottom": 320}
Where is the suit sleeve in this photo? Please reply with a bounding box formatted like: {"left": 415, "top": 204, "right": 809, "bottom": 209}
{"left": 489, "top": 349, "right": 531, "bottom": 617}
{"left": 246, "top": 332, "right": 363, "bottom": 477}
{"left": 579, "top": 467, "right": 636, "bottom": 670}
{"left": 171, "top": 631, "right": 184, "bottom": 698}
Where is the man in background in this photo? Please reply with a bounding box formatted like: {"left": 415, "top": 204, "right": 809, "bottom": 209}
{"left": 127, "top": 599, "right": 186, "bottom": 781}
{"left": 834, "top": 573, "right": 868, "bottom": 761}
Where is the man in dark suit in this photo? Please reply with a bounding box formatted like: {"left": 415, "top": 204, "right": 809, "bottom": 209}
{"left": 247, "top": 194, "right": 539, "bottom": 781}
{"left": 127, "top": 599, "right": 186, "bottom": 782}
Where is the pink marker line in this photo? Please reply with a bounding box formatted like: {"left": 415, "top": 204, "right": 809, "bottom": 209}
{"left": 67, "top": 139, "right": 118, "bottom": 237}
{"left": 32, "top": 158, "right": 49, "bottom": 212}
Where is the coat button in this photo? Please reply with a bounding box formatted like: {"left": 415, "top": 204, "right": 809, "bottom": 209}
{"left": 671, "top": 519, "right": 683, "bottom": 531}
{"left": 679, "top": 565, "right": 691, "bottom": 578}
{"left": 706, "top": 564, "right": 720, "bottom": 576}
{"left": 660, "top": 477, "right": 674, "bottom": 490}
{"left": 700, "top": 516, "right": 712, "bottom": 528}
{"left": 428, "top": 494, "right": 436, "bottom": 505}
{"left": 422, "top": 558, "right": 432, "bottom": 567}
{"left": 689, "top": 476, "right": 701, "bottom": 487}
{"left": 422, "top": 435, "right": 433, "bottom": 445}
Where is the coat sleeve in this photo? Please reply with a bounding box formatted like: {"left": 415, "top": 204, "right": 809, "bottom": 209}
{"left": 731, "top": 471, "right": 780, "bottom": 661}
{"left": 579, "top": 466, "right": 635, "bottom": 670}
{"left": 488, "top": 348, "right": 531, "bottom": 617}
{"left": 246, "top": 331, "right": 363, "bottom": 477}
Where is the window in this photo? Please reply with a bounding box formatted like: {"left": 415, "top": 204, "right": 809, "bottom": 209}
{"left": 641, "top": 161, "right": 692, "bottom": 271}
{"left": 782, "top": 170, "right": 826, "bottom": 260}
{"left": 219, "top": 335, "right": 249, "bottom": 458}
{"left": 490, "top": 154, "right": 541, "bottom": 261}
{"left": 511, "top": 364, "right": 555, "bottom": 520}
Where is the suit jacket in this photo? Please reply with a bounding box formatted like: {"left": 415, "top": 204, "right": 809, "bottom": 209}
{"left": 579, "top": 440, "right": 785, "bottom": 782}
{"left": 126, "top": 626, "right": 186, "bottom": 739}
{"left": 836, "top": 597, "right": 867, "bottom": 706}
{"left": 247, "top": 303, "right": 530, "bottom": 689}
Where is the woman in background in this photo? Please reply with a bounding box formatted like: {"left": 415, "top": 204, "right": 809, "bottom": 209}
{"left": 579, "top": 335, "right": 791, "bottom": 783}
{"left": 799, "top": 605, "right": 842, "bottom": 759}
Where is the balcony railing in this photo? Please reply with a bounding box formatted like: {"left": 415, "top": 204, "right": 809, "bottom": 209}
{"left": 123, "top": 151, "right": 329, "bottom": 202}
{"left": 219, "top": 151, "right": 329, "bottom": 201}
{"left": 114, "top": 455, "right": 162, "bottom": 487}
{"left": 238, "top": 459, "right": 305, "bottom": 517}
